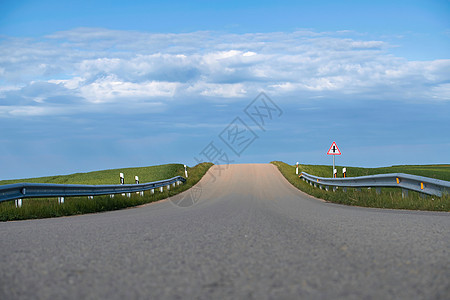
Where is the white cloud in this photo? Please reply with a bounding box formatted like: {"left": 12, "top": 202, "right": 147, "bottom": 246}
{"left": 430, "top": 83, "right": 450, "bottom": 100}
{"left": 0, "top": 28, "right": 449, "bottom": 118}
{"left": 78, "top": 75, "right": 179, "bottom": 103}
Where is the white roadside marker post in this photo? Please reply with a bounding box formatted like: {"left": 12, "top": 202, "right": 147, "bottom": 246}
{"left": 296, "top": 162, "right": 299, "bottom": 175}
{"left": 135, "top": 176, "right": 140, "bottom": 195}
{"left": 184, "top": 165, "right": 188, "bottom": 178}
{"left": 120, "top": 173, "right": 125, "bottom": 196}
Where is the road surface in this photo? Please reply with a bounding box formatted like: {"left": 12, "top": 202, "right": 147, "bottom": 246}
{"left": 1, "top": 164, "right": 449, "bottom": 299}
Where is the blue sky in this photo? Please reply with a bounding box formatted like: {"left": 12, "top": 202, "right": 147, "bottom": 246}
{"left": 0, "top": 0, "right": 449, "bottom": 179}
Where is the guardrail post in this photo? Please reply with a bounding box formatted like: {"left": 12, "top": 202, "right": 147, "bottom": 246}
{"left": 172, "top": 182, "right": 176, "bottom": 188}
{"left": 151, "top": 189, "right": 155, "bottom": 194}
{"left": 126, "top": 193, "right": 131, "bottom": 198}
{"left": 88, "top": 196, "right": 94, "bottom": 199}
{"left": 376, "top": 187, "right": 381, "bottom": 195}
{"left": 160, "top": 187, "right": 163, "bottom": 193}
{"left": 139, "top": 191, "right": 144, "bottom": 197}
{"left": 325, "top": 186, "right": 329, "bottom": 191}
{"left": 58, "top": 197, "right": 64, "bottom": 204}
{"left": 319, "top": 185, "right": 323, "bottom": 190}
{"left": 15, "top": 199, "right": 22, "bottom": 208}
{"left": 167, "top": 184, "right": 170, "bottom": 191}
{"left": 110, "top": 194, "right": 114, "bottom": 198}
{"left": 402, "top": 188, "right": 408, "bottom": 199}
{"left": 343, "top": 187, "right": 347, "bottom": 192}
{"left": 333, "top": 186, "right": 337, "bottom": 192}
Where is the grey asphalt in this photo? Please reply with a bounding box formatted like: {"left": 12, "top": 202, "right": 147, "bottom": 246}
{"left": 1, "top": 164, "right": 449, "bottom": 299}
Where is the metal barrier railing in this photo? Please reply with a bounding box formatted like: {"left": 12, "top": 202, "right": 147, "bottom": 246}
{"left": 300, "top": 172, "right": 449, "bottom": 197}
{"left": 0, "top": 176, "right": 186, "bottom": 203}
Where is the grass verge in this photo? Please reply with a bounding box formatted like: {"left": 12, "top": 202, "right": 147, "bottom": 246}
{"left": 0, "top": 162, "right": 213, "bottom": 221}
{"left": 271, "top": 161, "right": 449, "bottom": 212}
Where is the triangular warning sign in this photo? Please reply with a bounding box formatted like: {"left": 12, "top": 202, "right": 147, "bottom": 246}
{"left": 327, "top": 142, "right": 341, "bottom": 155}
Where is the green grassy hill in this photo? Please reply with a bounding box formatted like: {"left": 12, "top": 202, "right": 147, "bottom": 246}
{"left": 297, "top": 164, "right": 450, "bottom": 181}
{"left": 0, "top": 164, "right": 187, "bottom": 186}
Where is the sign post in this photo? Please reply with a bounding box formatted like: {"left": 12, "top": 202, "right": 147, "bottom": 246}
{"left": 326, "top": 142, "right": 342, "bottom": 177}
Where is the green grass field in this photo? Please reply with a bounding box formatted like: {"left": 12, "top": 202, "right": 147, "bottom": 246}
{"left": 297, "top": 164, "right": 450, "bottom": 181}
{"left": 0, "top": 163, "right": 213, "bottom": 221}
{"left": 272, "top": 161, "right": 449, "bottom": 212}
{"left": 0, "top": 163, "right": 188, "bottom": 186}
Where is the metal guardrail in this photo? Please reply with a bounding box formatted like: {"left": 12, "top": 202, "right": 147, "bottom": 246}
{"left": 300, "top": 172, "right": 450, "bottom": 197}
{"left": 0, "top": 176, "right": 186, "bottom": 203}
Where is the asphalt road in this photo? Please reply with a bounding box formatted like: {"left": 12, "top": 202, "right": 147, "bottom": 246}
{"left": 1, "top": 164, "right": 449, "bottom": 299}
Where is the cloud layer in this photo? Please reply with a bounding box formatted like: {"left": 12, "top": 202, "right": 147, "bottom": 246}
{"left": 1, "top": 28, "right": 449, "bottom": 117}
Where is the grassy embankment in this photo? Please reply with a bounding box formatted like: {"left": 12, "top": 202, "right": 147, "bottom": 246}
{"left": 271, "top": 161, "right": 449, "bottom": 212}
{"left": 0, "top": 163, "right": 213, "bottom": 221}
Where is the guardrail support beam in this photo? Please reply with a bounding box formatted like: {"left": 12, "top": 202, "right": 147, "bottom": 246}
{"left": 402, "top": 189, "right": 408, "bottom": 199}
{"left": 15, "top": 199, "right": 22, "bottom": 208}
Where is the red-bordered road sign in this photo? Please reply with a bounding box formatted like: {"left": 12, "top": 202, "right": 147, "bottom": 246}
{"left": 327, "top": 142, "right": 341, "bottom": 155}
